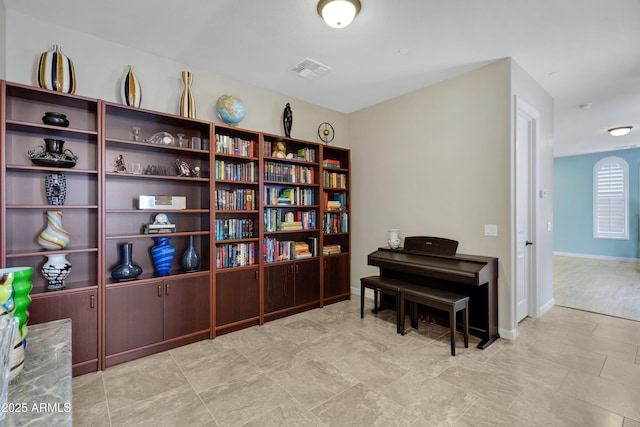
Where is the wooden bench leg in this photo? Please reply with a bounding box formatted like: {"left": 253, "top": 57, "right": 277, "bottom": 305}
{"left": 360, "top": 282, "right": 365, "bottom": 319}
{"left": 449, "top": 308, "right": 456, "bottom": 356}
{"left": 463, "top": 302, "right": 469, "bottom": 348}
{"left": 373, "top": 289, "right": 379, "bottom": 313}
{"left": 410, "top": 302, "right": 418, "bottom": 329}
{"left": 399, "top": 291, "right": 405, "bottom": 335}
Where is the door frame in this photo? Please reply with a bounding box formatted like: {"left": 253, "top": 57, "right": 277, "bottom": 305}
{"left": 513, "top": 96, "right": 540, "bottom": 326}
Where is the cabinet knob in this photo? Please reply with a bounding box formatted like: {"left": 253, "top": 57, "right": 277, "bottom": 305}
{"left": 165, "top": 283, "right": 170, "bottom": 296}
{"left": 158, "top": 285, "right": 162, "bottom": 297}
{"left": 90, "top": 294, "right": 95, "bottom": 308}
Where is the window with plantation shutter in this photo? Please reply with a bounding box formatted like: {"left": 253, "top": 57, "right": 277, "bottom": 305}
{"left": 593, "top": 157, "right": 628, "bottom": 239}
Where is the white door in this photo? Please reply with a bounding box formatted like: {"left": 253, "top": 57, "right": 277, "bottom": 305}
{"left": 515, "top": 97, "right": 539, "bottom": 322}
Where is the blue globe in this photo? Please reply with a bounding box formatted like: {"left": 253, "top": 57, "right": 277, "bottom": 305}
{"left": 216, "top": 95, "right": 246, "bottom": 125}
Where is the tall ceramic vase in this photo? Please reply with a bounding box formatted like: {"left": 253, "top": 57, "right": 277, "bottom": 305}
{"left": 37, "top": 44, "right": 77, "bottom": 94}
{"left": 111, "top": 243, "right": 143, "bottom": 281}
{"left": 0, "top": 267, "right": 33, "bottom": 382}
{"left": 120, "top": 65, "right": 142, "bottom": 108}
{"left": 37, "top": 210, "right": 70, "bottom": 250}
{"left": 181, "top": 236, "right": 201, "bottom": 272}
{"left": 179, "top": 71, "right": 196, "bottom": 119}
{"left": 41, "top": 254, "right": 72, "bottom": 291}
{"left": 152, "top": 237, "right": 175, "bottom": 277}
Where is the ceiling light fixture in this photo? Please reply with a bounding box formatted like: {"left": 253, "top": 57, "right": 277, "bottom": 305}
{"left": 608, "top": 126, "right": 633, "bottom": 136}
{"left": 317, "top": 0, "right": 361, "bottom": 29}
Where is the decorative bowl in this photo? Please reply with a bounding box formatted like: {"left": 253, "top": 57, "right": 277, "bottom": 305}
{"left": 42, "top": 112, "right": 70, "bottom": 127}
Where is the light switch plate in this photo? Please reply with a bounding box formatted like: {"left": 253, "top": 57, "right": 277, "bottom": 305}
{"left": 484, "top": 224, "right": 498, "bottom": 237}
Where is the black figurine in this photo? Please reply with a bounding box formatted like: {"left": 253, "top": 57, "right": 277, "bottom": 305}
{"left": 283, "top": 103, "right": 293, "bottom": 137}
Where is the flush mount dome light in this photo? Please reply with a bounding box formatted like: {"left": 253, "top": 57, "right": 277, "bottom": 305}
{"left": 608, "top": 126, "right": 633, "bottom": 136}
{"left": 317, "top": 0, "right": 361, "bottom": 28}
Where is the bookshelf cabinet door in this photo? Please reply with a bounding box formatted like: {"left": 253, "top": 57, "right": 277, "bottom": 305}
{"left": 164, "top": 275, "right": 210, "bottom": 340}
{"left": 294, "top": 259, "right": 320, "bottom": 305}
{"left": 106, "top": 281, "right": 164, "bottom": 355}
{"left": 29, "top": 290, "right": 98, "bottom": 371}
{"left": 264, "top": 264, "right": 294, "bottom": 313}
{"left": 216, "top": 268, "right": 259, "bottom": 325}
{"left": 323, "top": 254, "right": 350, "bottom": 299}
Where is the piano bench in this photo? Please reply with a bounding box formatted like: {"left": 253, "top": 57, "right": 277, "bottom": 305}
{"left": 360, "top": 275, "right": 408, "bottom": 334}
{"left": 399, "top": 284, "right": 469, "bottom": 356}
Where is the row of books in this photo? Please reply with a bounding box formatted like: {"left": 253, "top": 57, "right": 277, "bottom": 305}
{"left": 323, "top": 171, "right": 347, "bottom": 189}
{"left": 215, "top": 189, "right": 255, "bottom": 210}
{"left": 214, "top": 160, "right": 258, "bottom": 182}
{"left": 215, "top": 218, "right": 255, "bottom": 240}
{"left": 215, "top": 134, "right": 257, "bottom": 157}
{"left": 215, "top": 242, "right": 258, "bottom": 269}
{"left": 295, "top": 147, "right": 316, "bottom": 162}
{"left": 264, "top": 209, "right": 317, "bottom": 232}
{"left": 323, "top": 212, "right": 348, "bottom": 233}
{"left": 264, "top": 186, "right": 315, "bottom": 206}
{"left": 323, "top": 244, "right": 342, "bottom": 255}
{"left": 264, "top": 162, "right": 315, "bottom": 184}
{"left": 322, "top": 159, "right": 341, "bottom": 168}
{"left": 263, "top": 238, "right": 313, "bottom": 262}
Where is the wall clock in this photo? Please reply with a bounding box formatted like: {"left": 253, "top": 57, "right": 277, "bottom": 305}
{"left": 317, "top": 122, "right": 335, "bottom": 145}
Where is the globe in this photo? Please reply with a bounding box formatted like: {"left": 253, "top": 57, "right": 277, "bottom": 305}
{"left": 216, "top": 95, "right": 246, "bottom": 125}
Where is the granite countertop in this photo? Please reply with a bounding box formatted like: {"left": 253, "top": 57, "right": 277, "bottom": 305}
{"left": 4, "top": 319, "right": 72, "bottom": 426}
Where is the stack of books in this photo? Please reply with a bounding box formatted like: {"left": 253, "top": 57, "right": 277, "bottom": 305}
{"left": 281, "top": 221, "right": 303, "bottom": 231}
{"left": 322, "top": 159, "right": 341, "bottom": 168}
{"left": 326, "top": 201, "right": 342, "bottom": 211}
{"left": 294, "top": 241, "right": 312, "bottom": 259}
{"left": 323, "top": 244, "right": 342, "bottom": 255}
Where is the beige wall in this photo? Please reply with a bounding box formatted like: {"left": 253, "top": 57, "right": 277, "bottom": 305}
{"left": 350, "top": 59, "right": 515, "bottom": 333}
{"left": 3, "top": 10, "right": 349, "bottom": 147}
{"left": 0, "top": 4, "right": 6, "bottom": 79}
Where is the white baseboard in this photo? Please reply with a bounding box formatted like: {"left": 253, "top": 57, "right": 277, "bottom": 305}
{"left": 553, "top": 251, "right": 640, "bottom": 263}
{"left": 498, "top": 327, "right": 516, "bottom": 341}
{"left": 538, "top": 298, "right": 554, "bottom": 317}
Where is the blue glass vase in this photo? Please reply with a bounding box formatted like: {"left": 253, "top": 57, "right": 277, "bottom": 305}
{"left": 181, "top": 236, "right": 201, "bottom": 272}
{"left": 151, "top": 237, "right": 175, "bottom": 277}
{"left": 111, "top": 243, "right": 143, "bottom": 281}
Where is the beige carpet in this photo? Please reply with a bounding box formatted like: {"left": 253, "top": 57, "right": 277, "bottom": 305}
{"left": 554, "top": 255, "right": 640, "bottom": 321}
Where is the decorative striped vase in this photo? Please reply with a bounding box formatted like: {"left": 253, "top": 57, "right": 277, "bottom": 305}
{"left": 179, "top": 71, "right": 196, "bottom": 119}
{"left": 120, "top": 65, "right": 142, "bottom": 108}
{"left": 151, "top": 237, "right": 175, "bottom": 277}
{"left": 37, "top": 210, "right": 70, "bottom": 250}
{"left": 37, "top": 45, "right": 77, "bottom": 94}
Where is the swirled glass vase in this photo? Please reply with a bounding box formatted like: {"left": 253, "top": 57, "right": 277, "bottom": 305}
{"left": 151, "top": 237, "right": 175, "bottom": 277}
{"left": 37, "top": 210, "right": 70, "bottom": 250}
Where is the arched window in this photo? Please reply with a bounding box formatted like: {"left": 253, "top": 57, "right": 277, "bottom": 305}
{"left": 593, "top": 156, "right": 629, "bottom": 239}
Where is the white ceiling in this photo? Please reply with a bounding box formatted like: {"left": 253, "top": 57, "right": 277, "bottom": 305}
{"left": 4, "top": 0, "right": 639, "bottom": 157}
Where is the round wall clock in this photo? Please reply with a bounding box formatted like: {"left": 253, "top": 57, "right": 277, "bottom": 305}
{"left": 318, "top": 122, "right": 335, "bottom": 145}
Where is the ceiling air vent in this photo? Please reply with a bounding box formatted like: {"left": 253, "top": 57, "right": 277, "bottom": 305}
{"left": 291, "top": 58, "right": 331, "bottom": 80}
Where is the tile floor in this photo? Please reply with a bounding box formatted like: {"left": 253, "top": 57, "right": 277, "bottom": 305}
{"left": 73, "top": 297, "right": 640, "bottom": 427}
{"left": 554, "top": 256, "right": 640, "bottom": 321}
